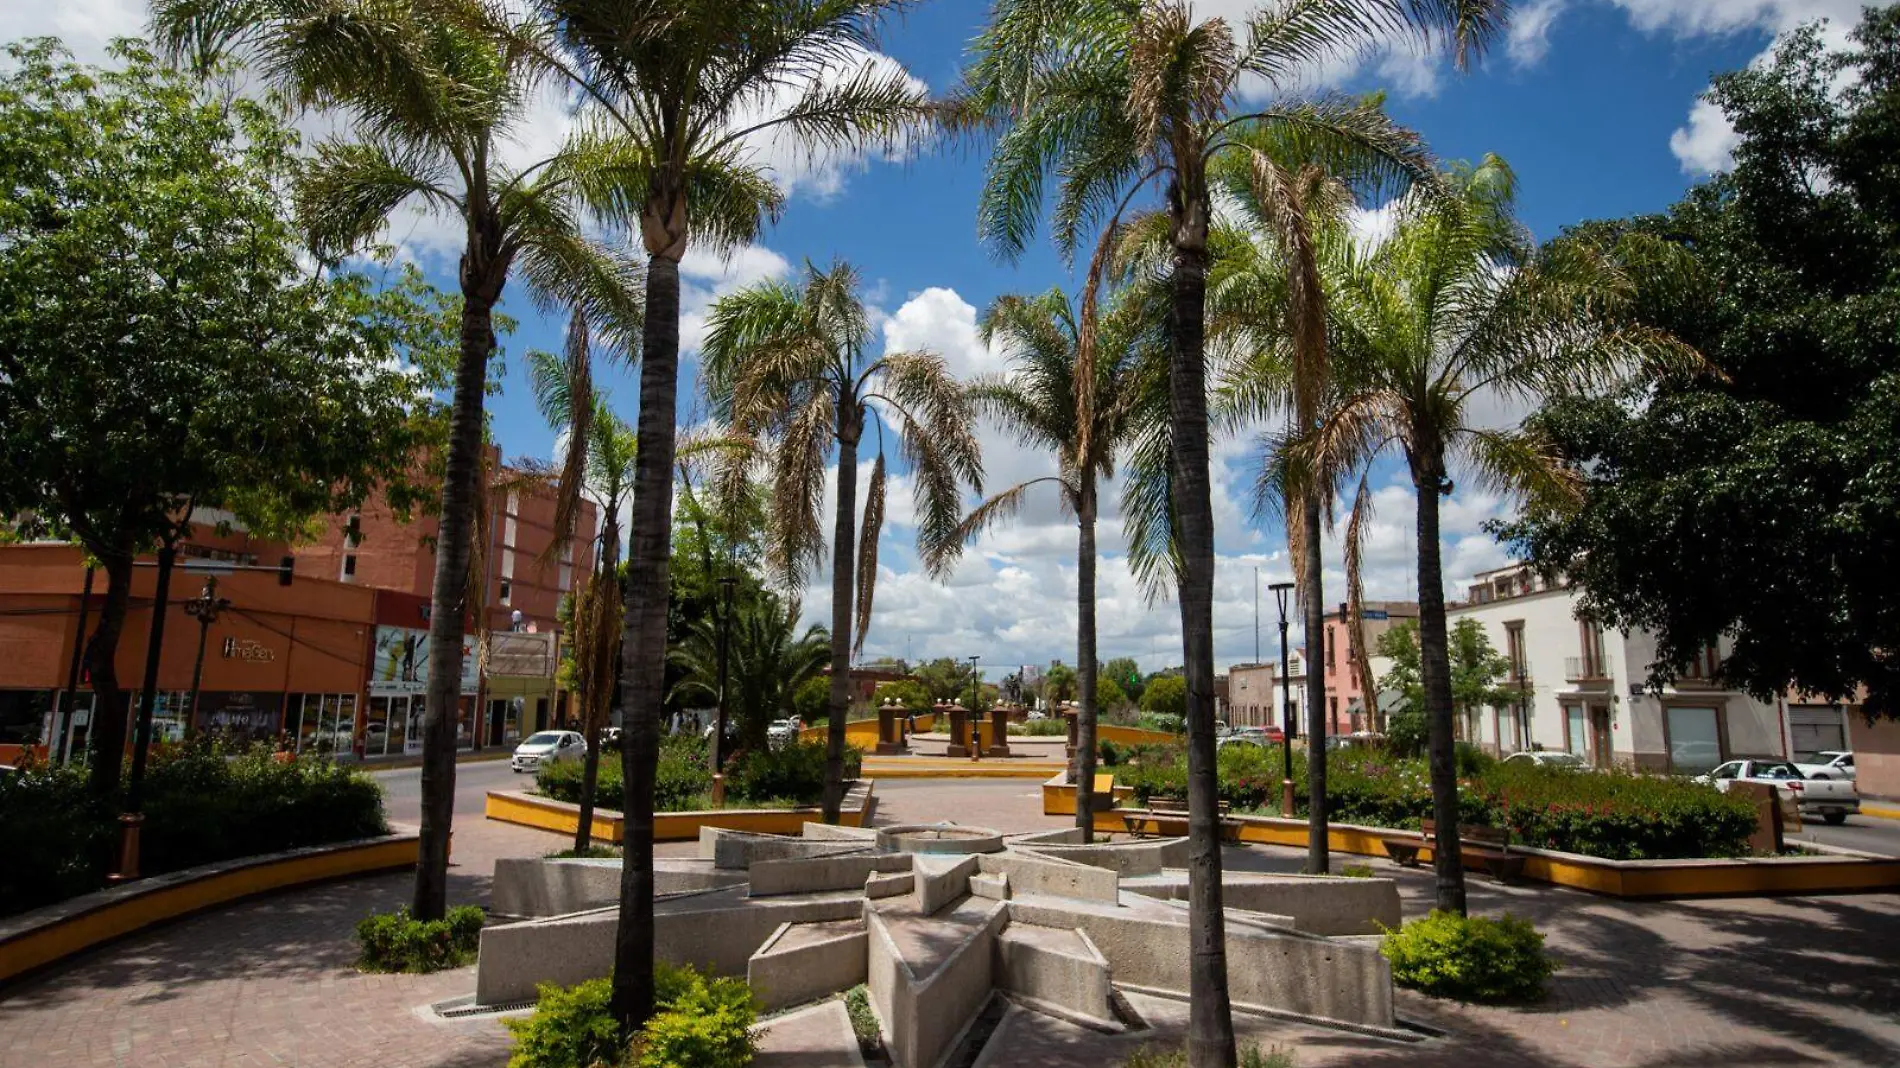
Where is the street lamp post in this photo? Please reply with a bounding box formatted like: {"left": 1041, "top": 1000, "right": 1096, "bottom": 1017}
{"left": 182, "top": 575, "right": 233, "bottom": 728}
{"left": 966, "top": 655, "right": 981, "bottom": 757}
{"left": 1269, "top": 580, "right": 1297, "bottom": 818}
{"left": 713, "top": 576, "right": 737, "bottom": 773}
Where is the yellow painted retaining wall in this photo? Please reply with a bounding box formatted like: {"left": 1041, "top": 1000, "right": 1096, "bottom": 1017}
{"left": 1096, "top": 725, "right": 1179, "bottom": 747}
{"left": 0, "top": 834, "right": 420, "bottom": 984}
{"left": 485, "top": 784, "right": 876, "bottom": 842}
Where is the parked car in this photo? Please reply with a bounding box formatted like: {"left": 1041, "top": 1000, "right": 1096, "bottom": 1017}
{"left": 767, "top": 718, "right": 801, "bottom": 748}
{"left": 1795, "top": 750, "right": 1855, "bottom": 780}
{"left": 1699, "top": 758, "right": 1861, "bottom": 825}
{"left": 1026, "top": 708, "right": 1048, "bottom": 722}
{"left": 1502, "top": 750, "right": 1588, "bottom": 770}
{"left": 511, "top": 730, "right": 586, "bottom": 774}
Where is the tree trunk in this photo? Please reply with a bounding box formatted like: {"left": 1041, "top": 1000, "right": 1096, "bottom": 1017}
{"left": 1074, "top": 480, "right": 1100, "bottom": 843}
{"left": 574, "top": 514, "right": 622, "bottom": 855}
{"left": 125, "top": 540, "right": 177, "bottom": 810}
{"left": 612, "top": 251, "right": 682, "bottom": 1033}
{"left": 1415, "top": 462, "right": 1466, "bottom": 915}
{"left": 1167, "top": 177, "right": 1236, "bottom": 1068}
{"left": 83, "top": 545, "right": 136, "bottom": 799}
{"left": 1304, "top": 489, "right": 1329, "bottom": 874}
{"left": 823, "top": 404, "right": 862, "bottom": 825}
{"left": 413, "top": 276, "right": 500, "bottom": 921}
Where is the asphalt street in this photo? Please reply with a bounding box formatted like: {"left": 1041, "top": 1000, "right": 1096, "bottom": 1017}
{"left": 1786, "top": 811, "right": 1900, "bottom": 856}
{"left": 371, "top": 757, "right": 520, "bottom": 823}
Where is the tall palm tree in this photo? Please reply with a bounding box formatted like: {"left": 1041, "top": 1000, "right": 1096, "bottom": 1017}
{"left": 512, "top": 1, "right": 933, "bottom": 1029}
{"left": 703, "top": 260, "right": 981, "bottom": 823}
{"left": 923, "top": 287, "right": 1158, "bottom": 842}
{"left": 958, "top": 7, "right": 1501, "bottom": 1056}
{"left": 669, "top": 594, "right": 830, "bottom": 752}
{"left": 151, "top": 0, "right": 643, "bottom": 921}
{"left": 525, "top": 318, "right": 640, "bottom": 853}
{"left": 1310, "top": 157, "right": 1696, "bottom": 913}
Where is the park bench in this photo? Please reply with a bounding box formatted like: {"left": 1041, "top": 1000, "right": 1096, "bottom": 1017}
{"left": 1382, "top": 819, "right": 1526, "bottom": 883}
{"left": 1121, "top": 797, "right": 1243, "bottom": 843}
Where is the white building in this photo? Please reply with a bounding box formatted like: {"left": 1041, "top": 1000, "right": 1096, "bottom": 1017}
{"left": 1447, "top": 564, "right": 1782, "bottom": 774}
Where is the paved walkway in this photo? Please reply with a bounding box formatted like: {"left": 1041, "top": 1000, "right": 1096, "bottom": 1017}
{"left": 2, "top": 779, "right": 1896, "bottom": 1067}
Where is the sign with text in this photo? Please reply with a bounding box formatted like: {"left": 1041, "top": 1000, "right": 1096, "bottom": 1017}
{"left": 371, "top": 626, "right": 478, "bottom": 695}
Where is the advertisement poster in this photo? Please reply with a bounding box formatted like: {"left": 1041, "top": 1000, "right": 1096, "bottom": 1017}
{"left": 194, "top": 691, "right": 284, "bottom": 743}
{"left": 371, "top": 626, "right": 478, "bottom": 695}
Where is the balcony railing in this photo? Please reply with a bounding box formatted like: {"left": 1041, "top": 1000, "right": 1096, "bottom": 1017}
{"left": 1564, "top": 655, "right": 1613, "bottom": 683}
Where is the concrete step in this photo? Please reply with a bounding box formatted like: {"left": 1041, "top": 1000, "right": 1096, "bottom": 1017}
{"left": 749, "top": 918, "right": 870, "bottom": 1012}
{"left": 993, "top": 922, "right": 1116, "bottom": 1029}
{"left": 970, "top": 871, "right": 1010, "bottom": 900}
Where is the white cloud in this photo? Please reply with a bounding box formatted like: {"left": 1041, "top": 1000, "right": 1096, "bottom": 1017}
{"left": 677, "top": 244, "right": 796, "bottom": 354}
{"left": 1508, "top": 0, "right": 1570, "bottom": 66}
{"left": 1669, "top": 97, "right": 1742, "bottom": 174}
{"left": 1, "top": 1, "right": 145, "bottom": 65}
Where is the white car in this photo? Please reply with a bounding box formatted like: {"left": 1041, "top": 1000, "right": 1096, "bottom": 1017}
{"left": 1502, "top": 750, "right": 1588, "bottom": 770}
{"left": 511, "top": 730, "right": 586, "bottom": 773}
{"left": 1699, "top": 758, "right": 1861, "bottom": 825}
{"left": 767, "top": 718, "right": 801, "bottom": 748}
{"left": 1795, "top": 750, "right": 1855, "bottom": 780}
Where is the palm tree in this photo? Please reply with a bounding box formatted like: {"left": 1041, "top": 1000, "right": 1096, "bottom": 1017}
{"left": 525, "top": 318, "right": 640, "bottom": 853}
{"left": 958, "top": 6, "right": 1502, "bottom": 1056}
{"left": 669, "top": 594, "right": 829, "bottom": 752}
{"left": 703, "top": 260, "right": 981, "bottom": 824}
{"left": 512, "top": 1, "right": 933, "bottom": 1029}
{"left": 151, "top": 0, "right": 643, "bottom": 921}
{"left": 1309, "top": 157, "right": 1696, "bottom": 913}
{"left": 923, "top": 287, "right": 1157, "bottom": 842}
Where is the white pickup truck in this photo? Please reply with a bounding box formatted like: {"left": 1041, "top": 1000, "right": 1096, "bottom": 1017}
{"left": 1794, "top": 750, "right": 1855, "bottom": 780}
{"left": 1701, "top": 759, "right": 1861, "bottom": 825}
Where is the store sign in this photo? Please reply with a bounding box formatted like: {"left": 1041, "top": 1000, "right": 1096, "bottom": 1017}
{"left": 221, "top": 637, "right": 276, "bottom": 663}
{"left": 194, "top": 691, "right": 284, "bottom": 743}
{"left": 371, "top": 626, "right": 478, "bottom": 695}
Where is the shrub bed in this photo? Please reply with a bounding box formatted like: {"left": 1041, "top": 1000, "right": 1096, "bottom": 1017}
{"left": 1111, "top": 743, "right": 1757, "bottom": 860}
{"left": 536, "top": 735, "right": 862, "bottom": 813}
{"left": 356, "top": 905, "right": 485, "bottom": 972}
{"left": 504, "top": 964, "right": 757, "bottom": 1068}
{"left": 0, "top": 740, "right": 387, "bottom": 918}
{"left": 1380, "top": 910, "right": 1555, "bottom": 1003}
{"left": 1009, "top": 717, "right": 1068, "bottom": 737}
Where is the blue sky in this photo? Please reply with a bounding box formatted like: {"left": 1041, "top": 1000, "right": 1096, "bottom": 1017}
{"left": 13, "top": 0, "right": 1878, "bottom": 678}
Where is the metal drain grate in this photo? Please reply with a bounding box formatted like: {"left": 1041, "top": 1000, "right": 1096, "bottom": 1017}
{"left": 436, "top": 998, "right": 536, "bottom": 1019}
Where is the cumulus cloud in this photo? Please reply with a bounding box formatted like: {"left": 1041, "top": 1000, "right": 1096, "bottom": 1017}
{"left": 1669, "top": 97, "right": 1743, "bottom": 174}
{"left": 1508, "top": 0, "right": 1570, "bottom": 66}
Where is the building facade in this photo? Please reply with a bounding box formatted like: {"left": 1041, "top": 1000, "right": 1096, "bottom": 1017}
{"left": 1316, "top": 601, "right": 1418, "bottom": 734}
{"left": 1447, "top": 563, "right": 1782, "bottom": 773}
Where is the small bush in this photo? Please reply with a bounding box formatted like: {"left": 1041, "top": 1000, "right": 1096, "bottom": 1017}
{"left": 1122, "top": 1044, "right": 1292, "bottom": 1067}
{"left": 1380, "top": 910, "right": 1554, "bottom": 1003}
{"left": 506, "top": 964, "right": 756, "bottom": 1068}
{"left": 722, "top": 740, "right": 861, "bottom": 806}
{"left": 539, "top": 736, "right": 859, "bottom": 813}
{"left": 547, "top": 845, "right": 620, "bottom": 859}
{"left": 356, "top": 906, "right": 484, "bottom": 973}
{"left": 1012, "top": 717, "right": 1068, "bottom": 736}
{"left": 842, "top": 985, "right": 881, "bottom": 1056}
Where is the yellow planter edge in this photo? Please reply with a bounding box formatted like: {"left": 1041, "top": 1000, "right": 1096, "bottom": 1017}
{"left": 485, "top": 781, "right": 878, "bottom": 843}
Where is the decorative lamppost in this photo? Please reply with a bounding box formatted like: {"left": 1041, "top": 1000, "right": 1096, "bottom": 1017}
{"left": 966, "top": 655, "right": 981, "bottom": 757}
{"left": 1269, "top": 580, "right": 1297, "bottom": 818}
{"left": 182, "top": 575, "right": 233, "bottom": 726}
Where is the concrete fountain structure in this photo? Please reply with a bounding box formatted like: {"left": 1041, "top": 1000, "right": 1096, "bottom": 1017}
{"left": 475, "top": 823, "right": 1406, "bottom": 1068}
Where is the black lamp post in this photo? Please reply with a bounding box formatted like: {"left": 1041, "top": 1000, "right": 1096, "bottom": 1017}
{"left": 966, "top": 655, "right": 981, "bottom": 753}
{"left": 713, "top": 576, "right": 737, "bottom": 771}
{"left": 182, "top": 575, "right": 233, "bottom": 728}
{"left": 1269, "top": 580, "right": 1297, "bottom": 818}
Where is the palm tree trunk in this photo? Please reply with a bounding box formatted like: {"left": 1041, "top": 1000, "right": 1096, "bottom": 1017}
{"left": 574, "top": 514, "right": 623, "bottom": 855}
{"left": 613, "top": 251, "right": 683, "bottom": 1032}
{"left": 1304, "top": 488, "right": 1329, "bottom": 875}
{"left": 1415, "top": 464, "right": 1466, "bottom": 915}
{"left": 413, "top": 280, "right": 499, "bottom": 921}
{"left": 1074, "top": 480, "right": 1099, "bottom": 843}
{"left": 1166, "top": 180, "right": 1236, "bottom": 1068}
{"left": 823, "top": 405, "right": 862, "bottom": 825}
{"left": 81, "top": 543, "right": 135, "bottom": 798}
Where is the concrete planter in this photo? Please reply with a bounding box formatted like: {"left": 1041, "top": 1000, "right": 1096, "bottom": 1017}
{"left": 0, "top": 830, "right": 420, "bottom": 984}
{"left": 483, "top": 780, "right": 877, "bottom": 843}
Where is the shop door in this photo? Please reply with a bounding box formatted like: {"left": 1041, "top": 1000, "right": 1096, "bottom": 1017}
{"left": 1590, "top": 706, "right": 1613, "bottom": 768}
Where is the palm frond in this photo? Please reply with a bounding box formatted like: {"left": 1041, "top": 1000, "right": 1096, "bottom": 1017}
{"left": 853, "top": 453, "right": 886, "bottom": 660}
{"left": 295, "top": 136, "right": 459, "bottom": 262}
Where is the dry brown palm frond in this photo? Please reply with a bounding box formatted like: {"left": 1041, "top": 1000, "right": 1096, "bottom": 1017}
{"left": 853, "top": 453, "right": 886, "bottom": 660}
{"left": 571, "top": 565, "right": 623, "bottom": 734}
{"left": 1342, "top": 472, "right": 1379, "bottom": 712}
{"left": 767, "top": 391, "right": 834, "bottom": 589}
{"left": 1246, "top": 149, "right": 1328, "bottom": 430}
{"left": 542, "top": 308, "right": 594, "bottom": 569}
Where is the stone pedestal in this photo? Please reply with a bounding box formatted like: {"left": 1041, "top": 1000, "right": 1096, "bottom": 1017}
{"left": 944, "top": 702, "right": 971, "bottom": 758}
{"left": 874, "top": 699, "right": 908, "bottom": 756}
{"left": 986, "top": 704, "right": 1013, "bottom": 757}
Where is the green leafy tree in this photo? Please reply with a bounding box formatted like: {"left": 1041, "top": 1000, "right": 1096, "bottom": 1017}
{"left": 923, "top": 287, "right": 1154, "bottom": 840}
{"left": 669, "top": 594, "right": 829, "bottom": 753}
{"left": 515, "top": 2, "right": 933, "bottom": 1030}
{"left": 1042, "top": 662, "right": 1078, "bottom": 707}
{"left": 704, "top": 261, "right": 982, "bottom": 824}
{"left": 151, "top": 0, "right": 643, "bottom": 922}
{"left": 1140, "top": 675, "right": 1188, "bottom": 719}
{"left": 957, "top": 6, "right": 1500, "bottom": 1045}
{"left": 1500, "top": 10, "right": 1900, "bottom": 719}
{"left": 1310, "top": 158, "right": 1694, "bottom": 914}
{"left": 912, "top": 658, "right": 971, "bottom": 705}
{"left": 1377, "top": 619, "right": 1517, "bottom": 756}
{"left": 872, "top": 680, "right": 931, "bottom": 715}
{"left": 1104, "top": 657, "right": 1146, "bottom": 705}
{"left": 792, "top": 676, "right": 831, "bottom": 727}
{"left": 0, "top": 41, "right": 423, "bottom": 804}
{"left": 1096, "top": 676, "right": 1131, "bottom": 711}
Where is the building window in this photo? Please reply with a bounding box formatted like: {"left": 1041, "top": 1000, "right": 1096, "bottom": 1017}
{"left": 342, "top": 553, "right": 357, "bottom": 579}
{"left": 1665, "top": 706, "right": 1723, "bottom": 774}
{"left": 558, "top": 562, "right": 573, "bottom": 591}
{"left": 499, "top": 578, "right": 512, "bottom": 605}
{"left": 1325, "top": 630, "right": 1335, "bottom": 670}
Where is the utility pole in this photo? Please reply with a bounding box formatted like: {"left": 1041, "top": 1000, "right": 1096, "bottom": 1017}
{"left": 182, "top": 575, "right": 232, "bottom": 727}
{"left": 1270, "top": 581, "right": 1297, "bottom": 818}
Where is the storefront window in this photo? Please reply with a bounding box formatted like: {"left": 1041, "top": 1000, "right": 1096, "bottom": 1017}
{"left": 1565, "top": 706, "right": 1587, "bottom": 756}
{"left": 1667, "top": 706, "right": 1722, "bottom": 774}
{"left": 0, "top": 690, "right": 53, "bottom": 747}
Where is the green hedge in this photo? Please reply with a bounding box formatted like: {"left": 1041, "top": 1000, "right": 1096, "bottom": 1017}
{"left": 1381, "top": 910, "right": 1555, "bottom": 1003}
{"left": 356, "top": 905, "right": 485, "bottom": 972}
{"left": 537, "top": 736, "right": 862, "bottom": 813}
{"left": 504, "top": 965, "right": 757, "bottom": 1068}
{"left": 1113, "top": 743, "right": 1758, "bottom": 860}
{"left": 0, "top": 741, "right": 387, "bottom": 918}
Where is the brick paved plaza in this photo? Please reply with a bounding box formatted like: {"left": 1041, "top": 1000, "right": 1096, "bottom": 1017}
{"left": 1, "top": 771, "right": 1895, "bottom": 1068}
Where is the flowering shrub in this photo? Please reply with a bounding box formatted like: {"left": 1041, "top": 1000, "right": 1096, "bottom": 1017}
{"left": 537, "top": 736, "right": 862, "bottom": 812}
